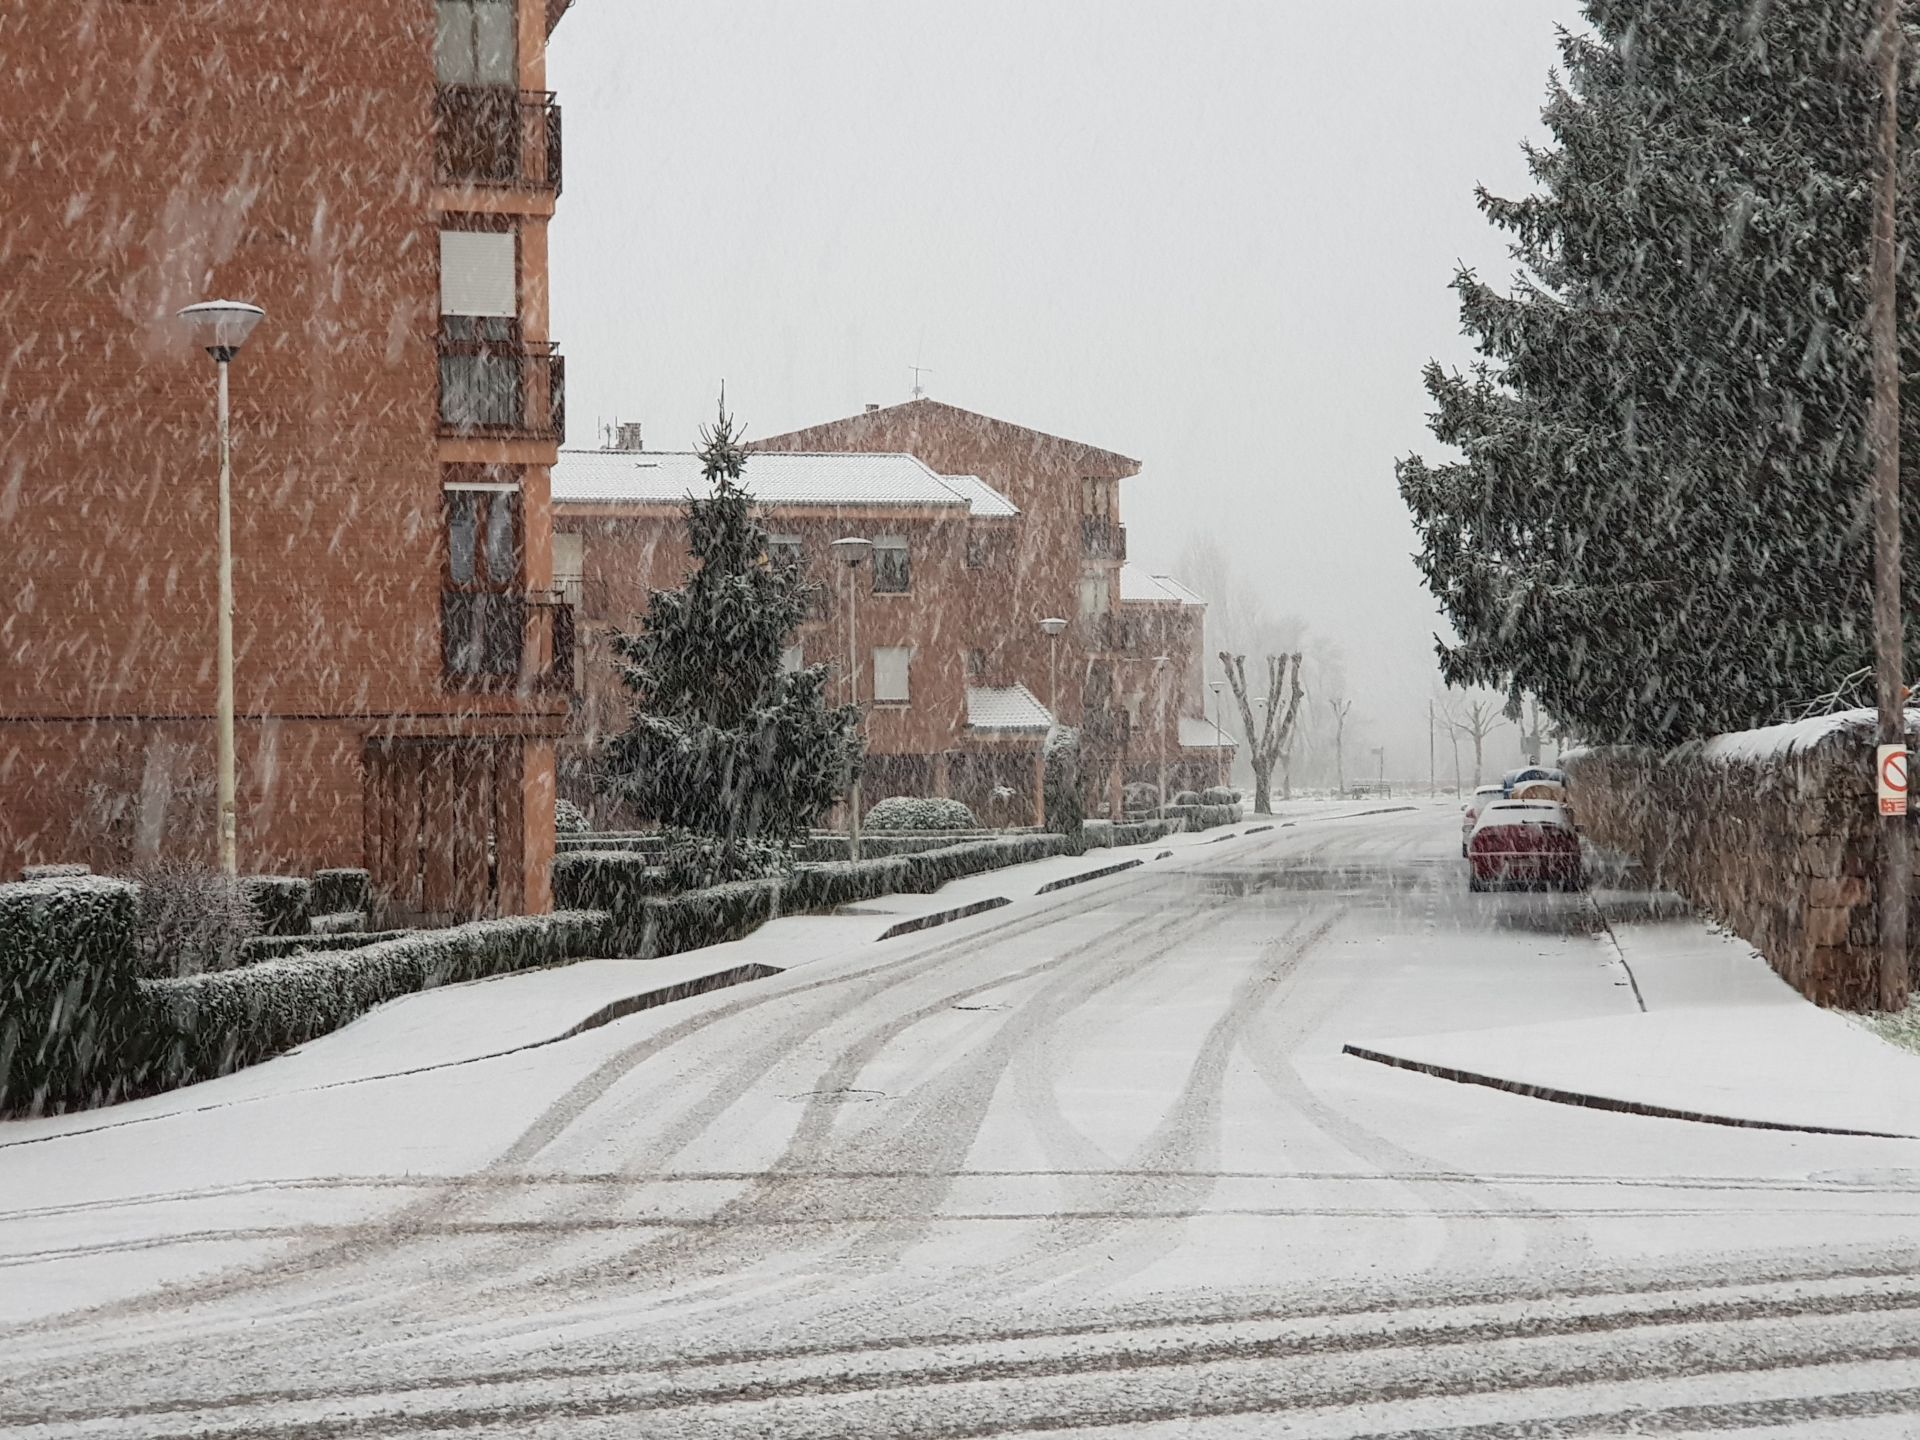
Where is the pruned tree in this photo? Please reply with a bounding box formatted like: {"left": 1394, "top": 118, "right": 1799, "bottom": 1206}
{"left": 1328, "top": 698, "right": 1352, "bottom": 796}
{"left": 1443, "top": 693, "right": 1506, "bottom": 788}
{"left": 1219, "top": 651, "right": 1306, "bottom": 815}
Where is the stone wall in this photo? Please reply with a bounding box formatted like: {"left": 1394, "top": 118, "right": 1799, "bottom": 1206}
{"left": 1566, "top": 718, "right": 1898, "bottom": 1009}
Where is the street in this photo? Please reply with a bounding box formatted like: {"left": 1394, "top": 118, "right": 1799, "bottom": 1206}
{"left": 7, "top": 805, "right": 1920, "bottom": 1437}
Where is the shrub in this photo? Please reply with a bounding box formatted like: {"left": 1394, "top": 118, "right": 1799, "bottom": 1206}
{"left": 1044, "top": 727, "right": 1086, "bottom": 842}
{"left": 555, "top": 798, "right": 591, "bottom": 834}
{"left": 1201, "top": 786, "right": 1240, "bottom": 806}
{"left": 655, "top": 831, "right": 789, "bottom": 891}
{"left": 865, "top": 796, "right": 979, "bottom": 831}
{"left": 238, "top": 875, "right": 311, "bottom": 937}
{"left": 1, "top": 876, "right": 143, "bottom": 1116}
{"left": 1171, "top": 790, "right": 1201, "bottom": 806}
{"left": 237, "top": 930, "right": 410, "bottom": 964}
{"left": 1122, "top": 782, "right": 1161, "bottom": 815}
{"left": 142, "top": 911, "right": 611, "bottom": 1089}
{"left": 1164, "top": 803, "right": 1238, "bottom": 832}
{"left": 131, "top": 864, "right": 261, "bottom": 979}
{"left": 1088, "top": 817, "right": 1178, "bottom": 849}
{"left": 309, "top": 910, "right": 368, "bottom": 936}
{"left": 311, "top": 868, "right": 371, "bottom": 916}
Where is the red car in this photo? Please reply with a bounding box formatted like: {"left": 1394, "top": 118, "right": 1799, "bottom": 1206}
{"left": 1467, "top": 800, "right": 1583, "bottom": 891}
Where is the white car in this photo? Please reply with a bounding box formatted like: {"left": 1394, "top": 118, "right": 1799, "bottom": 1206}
{"left": 1460, "top": 784, "right": 1507, "bottom": 855}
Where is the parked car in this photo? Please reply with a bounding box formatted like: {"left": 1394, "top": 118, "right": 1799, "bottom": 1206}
{"left": 1467, "top": 799, "right": 1583, "bottom": 891}
{"left": 1460, "top": 783, "right": 1508, "bottom": 855}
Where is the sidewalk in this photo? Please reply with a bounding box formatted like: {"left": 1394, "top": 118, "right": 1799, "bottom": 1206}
{"left": 1345, "top": 885, "right": 1920, "bottom": 1139}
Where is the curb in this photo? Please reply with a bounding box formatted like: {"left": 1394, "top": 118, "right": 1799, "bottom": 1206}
{"left": 1035, "top": 859, "right": 1144, "bottom": 895}
{"left": 1341, "top": 1044, "right": 1913, "bottom": 1140}
{"left": 557, "top": 963, "right": 783, "bottom": 1041}
{"left": 877, "top": 896, "right": 1011, "bottom": 941}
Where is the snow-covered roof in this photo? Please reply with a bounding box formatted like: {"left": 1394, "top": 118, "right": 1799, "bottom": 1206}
{"left": 936, "top": 472, "right": 1020, "bottom": 519}
{"left": 1119, "top": 564, "right": 1207, "bottom": 607}
{"left": 966, "top": 683, "right": 1055, "bottom": 732}
{"left": 1179, "top": 716, "right": 1237, "bottom": 751}
{"left": 552, "top": 450, "right": 1015, "bottom": 516}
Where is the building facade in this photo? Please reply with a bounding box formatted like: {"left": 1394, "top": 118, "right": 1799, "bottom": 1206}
{"left": 551, "top": 401, "right": 1223, "bottom": 823}
{"left": 0, "top": 0, "right": 578, "bottom": 919}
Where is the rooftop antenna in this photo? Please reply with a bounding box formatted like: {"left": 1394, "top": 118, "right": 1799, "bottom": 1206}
{"left": 909, "top": 363, "right": 933, "bottom": 399}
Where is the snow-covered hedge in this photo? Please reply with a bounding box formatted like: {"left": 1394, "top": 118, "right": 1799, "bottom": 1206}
{"left": 20, "top": 863, "right": 90, "bottom": 881}
{"left": 555, "top": 798, "right": 591, "bottom": 834}
{"left": 864, "top": 796, "right": 979, "bottom": 831}
{"left": 237, "top": 929, "right": 410, "bottom": 964}
{"left": 1086, "top": 817, "right": 1179, "bottom": 848}
{"left": 1163, "top": 803, "right": 1238, "bottom": 833}
{"left": 1170, "top": 790, "right": 1201, "bottom": 806}
{"left": 239, "top": 875, "right": 311, "bottom": 937}
{"left": 1043, "top": 727, "right": 1087, "bottom": 842}
{"left": 311, "top": 868, "right": 371, "bottom": 916}
{"left": 143, "top": 911, "right": 611, "bottom": 1088}
{"left": 1200, "top": 786, "right": 1239, "bottom": 807}
{"left": 1, "top": 876, "right": 143, "bottom": 1116}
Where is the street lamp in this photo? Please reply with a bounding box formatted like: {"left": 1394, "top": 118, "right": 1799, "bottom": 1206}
{"left": 1039, "top": 616, "right": 1068, "bottom": 721}
{"left": 1209, "top": 680, "right": 1227, "bottom": 789}
{"left": 178, "top": 299, "right": 266, "bottom": 876}
{"left": 1152, "top": 654, "right": 1171, "bottom": 808}
{"left": 830, "top": 536, "right": 873, "bottom": 860}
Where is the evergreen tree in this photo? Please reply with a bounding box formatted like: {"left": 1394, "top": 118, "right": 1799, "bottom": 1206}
{"left": 597, "top": 402, "right": 861, "bottom": 876}
{"left": 1400, "top": 2, "right": 1920, "bottom": 745}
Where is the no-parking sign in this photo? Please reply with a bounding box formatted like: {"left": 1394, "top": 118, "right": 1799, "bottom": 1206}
{"left": 1878, "top": 744, "right": 1908, "bottom": 817}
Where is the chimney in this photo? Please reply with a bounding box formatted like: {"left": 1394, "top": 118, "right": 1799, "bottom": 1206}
{"left": 606, "top": 420, "right": 645, "bottom": 451}
{"left": 864, "top": 403, "right": 880, "bottom": 414}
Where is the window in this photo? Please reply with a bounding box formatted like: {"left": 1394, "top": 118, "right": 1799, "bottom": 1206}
{"left": 441, "top": 230, "right": 517, "bottom": 319}
{"left": 440, "top": 229, "right": 520, "bottom": 429}
{"left": 552, "top": 531, "right": 584, "bottom": 612}
{"left": 873, "top": 646, "right": 911, "bottom": 703}
{"left": 437, "top": 0, "right": 517, "bottom": 86}
{"left": 966, "top": 648, "right": 986, "bottom": 679}
{"left": 872, "top": 537, "right": 910, "bottom": 594}
{"left": 781, "top": 645, "right": 805, "bottom": 675}
{"left": 767, "top": 534, "right": 804, "bottom": 570}
{"left": 966, "top": 530, "right": 989, "bottom": 569}
{"left": 443, "top": 477, "right": 523, "bottom": 679}
{"left": 1082, "top": 476, "right": 1114, "bottom": 520}
{"left": 1078, "top": 572, "right": 1110, "bottom": 617}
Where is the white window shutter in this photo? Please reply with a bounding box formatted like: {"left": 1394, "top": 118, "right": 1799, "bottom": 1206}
{"left": 873, "top": 646, "right": 911, "bottom": 702}
{"left": 440, "top": 230, "right": 517, "bottom": 317}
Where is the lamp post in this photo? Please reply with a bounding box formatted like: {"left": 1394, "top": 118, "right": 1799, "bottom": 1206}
{"left": 1209, "top": 680, "right": 1227, "bottom": 789}
{"left": 830, "top": 537, "right": 873, "bottom": 861}
{"left": 1152, "top": 654, "right": 1171, "bottom": 808}
{"left": 1038, "top": 616, "right": 1068, "bottom": 723}
{"left": 178, "top": 300, "right": 266, "bottom": 877}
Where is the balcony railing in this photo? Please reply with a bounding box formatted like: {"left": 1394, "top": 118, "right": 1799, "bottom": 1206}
{"left": 442, "top": 590, "right": 576, "bottom": 693}
{"left": 1081, "top": 516, "right": 1127, "bottom": 561}
{"left": 434, "top": 87, "right": 563, "bottom": 195}
{"left": 438, "top": 340, "right": 566, "bottom": 443}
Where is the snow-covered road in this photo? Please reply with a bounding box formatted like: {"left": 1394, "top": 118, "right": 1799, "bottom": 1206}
{"left": 8, "top": 806, "right": 1920, "bottom": 1437}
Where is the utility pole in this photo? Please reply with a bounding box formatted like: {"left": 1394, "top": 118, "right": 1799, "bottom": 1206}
{"left": 1428, "top": 700, "right": 1436, "bottom": 797}
{"left": 1870, "top": 0, "right": 1910, "bottom": 1012}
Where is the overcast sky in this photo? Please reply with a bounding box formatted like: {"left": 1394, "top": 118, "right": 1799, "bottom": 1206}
{"left": 549, "top": 2, "right": 1587, "bottom": 776}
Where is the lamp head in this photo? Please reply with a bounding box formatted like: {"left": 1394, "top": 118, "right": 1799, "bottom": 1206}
{"left": 177, "top": 300, "right": 266, "bottom": 361}
{"left": 1039, "top": 616, "right": 1068, "bottom": 638}
{"left": 829, "top": 536, "right": 873, "bottom": 568}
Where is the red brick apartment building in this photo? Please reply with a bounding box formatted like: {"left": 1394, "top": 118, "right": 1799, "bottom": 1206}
{"left": 0, "top": 0, "right": 579, "bottom": 919}
{"left": 553, "top": 400, "right": 1230, "bottom": 820}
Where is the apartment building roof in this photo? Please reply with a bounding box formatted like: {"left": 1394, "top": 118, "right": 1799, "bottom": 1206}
{"left": 1120, "top": 564, "right": 1208, "bottom": 607}
{"left": 965, "top": 683, "right": 1056, "bottom": 733}
{"left": 1180, "top": 716, "right": 1238, "bottom": 752}
{"left": 553, "top": 450, "right": 1018, "bottom": 517}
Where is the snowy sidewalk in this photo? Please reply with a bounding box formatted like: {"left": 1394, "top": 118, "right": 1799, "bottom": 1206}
{"left": 1345, "top": 886, "right": 1920, "bottom": 1138}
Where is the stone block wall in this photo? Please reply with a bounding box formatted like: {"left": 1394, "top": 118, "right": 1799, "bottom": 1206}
{"left": 1567, "top": 721, "right": 1897, "bottom": 1009}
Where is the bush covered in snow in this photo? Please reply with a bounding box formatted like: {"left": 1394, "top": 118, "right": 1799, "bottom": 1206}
{"left": 555, "top": 798, "right": 591, "bottom": 834}
{"left": 1086, "top": 817, "right": 1179, "bottom": 848}
{"left": 311, "top": 868, "right": 371, "bottom": 916}
{"left": 132, "top": 864, "right": 260, "bottom": 979}
{"left": 238, "top": 930, "right": 410, "bottom": 964}
{"left": 1163, "top": 803, "right": 1239, "bottom": 832}
{"left": 1200, "top": 786, "right": 1240, "bottom": 807}
{"left": 143, "top": 911, "right": 611, "bottom": 1089}
{"left": 1122, "top": 782, "right": 1161, "bottom": 815}
{"left": 238, "top": 875, "right": 311, "bottom": 937}
{"left": 1, "top": 875, "right": 143, "bottom": 1116}
{"left": 864, "top": 796, "right": 979, "bottom": 831}
{"left": 656, "top": 831, "right": 789, "bottom": 891}
{"left": 21, "top": 863, "right": 90, "bottom": 881}
{"left": 1043, "top": 726, "right": 1086, "bottom": 842}
{"left": 1171, "top": 790, "right": 1201, "bottom": 806}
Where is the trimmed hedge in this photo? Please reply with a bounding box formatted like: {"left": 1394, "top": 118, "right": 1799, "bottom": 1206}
{"left": 309, "top": 909, "right": 369, "bottom": 936}
{"left": 21, "top": 863, "right": 90, "bottom": 881}
{"left": 1087, "top": 817, "right": 1179, "bottom": 849}
{"left": 1, "top": 876, "right": 143, "bottom": 1116}
{"left": 240, "top": 875, "right": 311, "bottom": 937}
{"left": 865, "top": 796, "right": 979, "bottom": 831}
{"left": 1200, "top": 786, "right": 1240, "bottom": 806}
{"left": 311, "top": 868, "right": 371, "bottom": 916}
{"left": 237, "top": 929, "right": 411, "bottom": 963}
{"left": 142, "top": 911, "right": 611, "bottom": 1088}
{"left": 1163, "top": 803, "right": 1238, "bottom": 832}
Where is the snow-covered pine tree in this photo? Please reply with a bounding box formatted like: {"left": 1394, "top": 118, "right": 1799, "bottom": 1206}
{"left": 1399, "top": 1, "right": 1920, "bottom": 745}
{"left": 596, "top": 401, "right": 861, "bottom": 880}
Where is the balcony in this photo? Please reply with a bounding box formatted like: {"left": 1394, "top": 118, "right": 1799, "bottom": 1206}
{"left": 1081, "top": 516, "right": 1127, "bottom": 561}
{"left": 441, "top": 590, "right": 575, "bottom": 693}
{"left": 438, "top": 340, "right": 566, "bottom": 443}
{"left": 434, "top": 87, "right": 563, "bottom": 195}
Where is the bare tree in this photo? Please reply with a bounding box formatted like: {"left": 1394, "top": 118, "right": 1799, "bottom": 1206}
{"left": 1328, "top": 697, "right": 1352, "bottom": 797}
{"left": 1219, "top": 651, "right": 1305, "bottom": 814}
{"left": 1443, "top": 694, "right": 1506, "bottom": 787}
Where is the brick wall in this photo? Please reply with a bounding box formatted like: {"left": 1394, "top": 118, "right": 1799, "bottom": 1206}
{"left": 1566, "top": 727, "right": 1897, "bottom": 1009}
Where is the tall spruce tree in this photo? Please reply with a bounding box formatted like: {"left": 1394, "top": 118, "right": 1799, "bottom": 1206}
{"left": 1399, "top": 2, "right": 1920, "bottom": 745}
{"left": 597, "top": 402, "right": 861, "bottom": 874}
